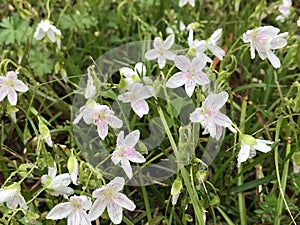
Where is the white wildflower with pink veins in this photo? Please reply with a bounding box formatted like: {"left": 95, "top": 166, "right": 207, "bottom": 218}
{"left": 118, "top": 82, "right": 155, "bottom": 118}
{"left": 166, "top": 55, "right": 209, "bottom": 97}
{"left": 189, "top": 91, "right": 236, "bottom": 140}
{"left": 41, "top": 163, "right": 74, "bottom": 197}
{"left": 46, "top": 195, "right": 92, "bottom": 225}
{"left": 242, "top": 26, "right": 288, "bottom": 68}
{"left": 187, "top": 29, "right": 211, "bottom": 63}
{"left": 0, "top": 183, "right": 28, "bottom": 210}
{"left": 84, "top": 103, "right": 123, "bottom": 140}
{"left": 276, "top": 0, "right": 292, "bottom": 22}
{"left": 0, "top": 71, "right": 28, "bottom": 106}
{"left": 237, "top": 134, "right": 274, "bottom": 167}
{"left": 145, "top": 34, "right": 176, "bottom": 69}
{"left": 89, "top": 177, "right": 136, "bottom": 224}
{"left": 34, "top": 20, "right": 62, "bottom": 48}
{"left": 111, "top": 130, "right": 146, "bottom": 179}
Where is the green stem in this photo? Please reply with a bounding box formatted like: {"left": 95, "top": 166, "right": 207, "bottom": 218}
{"left": 46, "top": 0, "right": 51, "bottom": 20}
{"left": 274, "top": 117, "right": 296, "bottom": 225}
{"left": 139, "top": 175, "right": 152, "bottom": 224}
{"left": 238, "top": 97, "right": 247, "bottom": 225}
{"left": 216, "top": 206, "right": 235, "bottom": 225}
{"left": 157, "top": 105, "right": 204, "bottom": 225}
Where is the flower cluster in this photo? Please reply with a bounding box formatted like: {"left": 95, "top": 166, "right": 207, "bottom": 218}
{"left": 46, "top": 177, "right": 135, "bottom": 225}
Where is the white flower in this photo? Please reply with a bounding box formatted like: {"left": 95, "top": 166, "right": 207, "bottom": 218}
{"left": 237, "top": 135, "right": 274, "bottom": 167}
{"left": 34, "top": 20, "right": 62, "bottom": 48}
{"left": 89, "top": 177, "right": 136, "bottom": 224}
{"left": 41, "top": 163, "right": 74, "bottom": 196}
{"left": 118, "top": 83, "right": 155, "bottom": 118}
{"left": 187, "top": 29, "right": 211, "bottom": 63}
{"left": 276, "top": 0, "right": 292, "bottom": 22}
{"left": 46, "top": 195, "right": 92, "bottom": 225}
{"left": 207, "top": 28, "right": 225, "bottom": 60}
{"left": 297, "top": 17, "right": 300, "bottom": 27}
{"left": 189, "top": 91, "right": 236, "bottom": 140}
{"left": 145, "top": 34, "right": 176, "bottom": 69}
{"left": 84, "top": 74, "right": 96, "bottom": 99}
{"left": 242, "top": 26, "right": 288, "bottom": 68}
{"left": 0, "top": 183, "right": 28, "bottom": 210}
{"left": 166, "top": 55, "right": 210, "bottom": 97}
{"left": 83, "top": 103, "right": 123, "bottom": 140}
{"left": 179, "top": 0, "right": 195, "bottom": 7}
{"left": 73, "top": 99, "right": 98, "bottom": 125}
{"left": 120, "top": 62, "right": 152, "bottom": 88}
{"left": 111, "top": 130, "right": 146, "bottom": 179}
{"left": 0, "top": 71, "right": 28, "bottom": 106}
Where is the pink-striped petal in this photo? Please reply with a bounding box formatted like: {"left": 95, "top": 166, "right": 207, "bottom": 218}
{"left": 114, "top": 193, "right": 136, "bottom": 211}
{"left": 107, "top": 200, "right": 123, "bottom": 224}
{"left": 124, "top": 130, "right": 140, "bottom": 148}
{"left": 7, "top": 88, "right": 17, "bottom": 106}
{"left": 89, "top": 198, "right": 107, "bottom": 221}
{"left": 121, "top": 158, "right": 133, "bottom": 179}
{"left": 131, "top": 99, "right": 149, "bottom": 118}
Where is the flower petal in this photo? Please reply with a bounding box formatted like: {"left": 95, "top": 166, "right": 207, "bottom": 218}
{"left": 97, "top": 122, "right": 108, "bottom": 140}
{"left": 134, "top": 62, "right": 146, "bottom": 76}
{"left": 193, "top": 71, "right": 210, "bottom": 85}
{"left": 163, "top": 34, "right": 174, "bottom": 50}
{"left": 179, "top": 0, "right": 188, "bottom": 7}
{"left": 204, "top": 91, "right": 228, "bottom": 111}
{"left": 266, "top": 50, "right": 281, "bottom": 68}
{"left": 126, "top": 150, "right": 146, "bottom": 163}
{"left": 114, "top": 193, "right": 136, "bottom": 211}
{"left": 189, "top": 108, "right": 204, "bottom": 123}
{"left": 121, "top": 158, "right": 133, "bottom": 179}
{"left": 120, "top": 67, "right": 134, "bottom": 78}
{"left": 124, "top": 130, "right": 140, "bottom": 148}
{"left": 253, "top": 139, "right": 274, "bottom": 153}
{"left": 164, "top": 50, "right": 176, "bottom": 60}
{"left": 52, "top": 173, "right": 71, "bottom": 186}
{"left": 157, "top": 55, "right": 166, "bottom": 69}
{"left": 131, "top": 100, "right": 149, "bottom": 118}
{"left": 46, "top": 202, "right": 72, "bottom": 220}
{"left": 145, "top": 49, "right": 159, "bottom": 60}
{"left": 7, "top": 88, "right": 17, "bottom": 106}
{"left": 213, "top": 112, "right": 232, "bottom": 127}
{"left": 89, "top": 198, "right": 107, "bottom": 221}
{"left": 107, "top": 200, "right": 123, "bottom": 224}
{"left": 111, "top": 150, "right": 121, "bottom": 165}
{"left": 237, "top": 143, "right": 251, "bottom": 167}
{"left": 0, "top": 86, "right": 8, "bottom": 101}
{"left": 0, "top": 189, "right": 14, "bottom": 203}
{"left": 271, "top": 33, "right": 288, "bottom": 49}
{"left": 108, "top": 177, "right": 125, "bottom": 192}
{"left": 14, "top": 80, "right": 28, "bottom": 92}
{"left": 153, "top": 37, "right": 163, "bottom": 49}
{"left": 191, "top": 56, "right": 206, "bottom": 71}
{"left": 108, "top": 115, "right": 123, "bottom": 129}
{"left": 175, "top": 55, "right": 190, "bottom": 71}
{"left": 166, "top": 72, "right": 186, "bottom": 89}
{"left": 184, "top": 79, "right": 196, "bottom": 97}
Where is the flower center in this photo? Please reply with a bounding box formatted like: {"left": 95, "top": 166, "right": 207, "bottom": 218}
{"left": 202, "top": 107, "right": 215, "bottom": 118}
{"left": 255, "top": 33, "right": 267, "bottom": 44}
{"left": 103, "top": 188, "right": 116, "bottom": 199}
{"left": 4, "top": 79, "right": 14, "bottom": 87}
